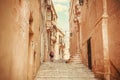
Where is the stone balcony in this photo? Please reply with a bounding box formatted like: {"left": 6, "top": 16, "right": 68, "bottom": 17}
{"left": 46, "top": 20, "right": 52, "bottom": 30}
{"left": 59, "top": 42, "right": 65, "bottom": 48}
{"left": 51, "top": 35, "right": 57, "bottom": 43}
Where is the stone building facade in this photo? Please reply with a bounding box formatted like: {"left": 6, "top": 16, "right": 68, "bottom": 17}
{"left": 69, "top": 0, "right": 82, "bottom": 61}
{"left": 54, "top": 28, "right": 65, "bottom": 60}
{"left": 0, "top": 0, "right": 41, "bottom": 80}
{"left": 69, "top": 0, "right": 120, "bottom": 80}
{"left": 0, "top": 0, "right": 64, "bottom": 80}
{"left": 40, "top": 0, "right": 50, "bottom": 63}
{"left": 41, "top": 0, "right": 65, "bottom": 61}
{"left": 40, "top": 0, "right": 59, "bottom": 62}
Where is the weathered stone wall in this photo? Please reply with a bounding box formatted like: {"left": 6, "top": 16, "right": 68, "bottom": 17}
{"left": 81, "top": 0, "right": 104, "bottom": 79}
{"left": 27, "top": 0, "right": 41, "bottom": 80}
{"left": 69, "top": 0, "right": 78, "bottom": 57}
{"left": 107, "top": 0, "right": 120, "bottom": 79}
{"left": 70, "top": 27, "right": 77, "bottom": 56}
{"left": 69, "top": 0, "right": 120, "bottom": 79}
{"left": 0, "top": 0, "right": 41, "bottom": 80}
{"left": 81, "top": 0, "right": 120, "bottom": 79}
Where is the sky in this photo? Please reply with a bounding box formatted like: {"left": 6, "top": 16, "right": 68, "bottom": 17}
{"left": 52, "top": 0, "right": 70, "bottom": 56}
{"left": 52, "top": 0, "right": 69, "bottom": 32}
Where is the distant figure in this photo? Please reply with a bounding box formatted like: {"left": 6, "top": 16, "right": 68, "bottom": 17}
{"left": 49, "top": 51, "right": 54, "bottom": 62}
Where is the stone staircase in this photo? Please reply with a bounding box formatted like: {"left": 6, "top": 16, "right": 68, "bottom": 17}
{"left": 70, "top": 53, "right": 82, "bottom": 64}
{"left": 34, "top": 60, "right": 98, "bottom": 80}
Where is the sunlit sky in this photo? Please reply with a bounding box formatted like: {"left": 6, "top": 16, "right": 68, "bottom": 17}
{"left": 52, "top": 0, "right": 69, "bottom": 32}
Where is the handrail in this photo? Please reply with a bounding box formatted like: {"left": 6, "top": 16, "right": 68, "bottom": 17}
{"left": 110, "top": 60, "right": 120, "bottom": 77}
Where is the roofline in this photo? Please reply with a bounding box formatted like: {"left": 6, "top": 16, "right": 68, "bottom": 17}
{"left": 56, "top": 27, "right": 65, "bottom": 36}
{"left": 51, "top": 0, "right": 58, "bottom": 18}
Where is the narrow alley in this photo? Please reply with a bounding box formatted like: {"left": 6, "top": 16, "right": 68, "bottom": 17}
{"left": 0, "top": 0, "right": 120, "bottom": 80}
{"left": 35, "top": 61, "right": 97, "bottom": 80}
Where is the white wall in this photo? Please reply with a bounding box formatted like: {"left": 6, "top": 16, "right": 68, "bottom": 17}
{"left": 40, "top": 33, "right": 44, "bottom": 63}
{"left": 64, "top": 32, "right": 70, "bottom": 60}
{"left": 54, "top": 31, "right": 60, "bottom": 60}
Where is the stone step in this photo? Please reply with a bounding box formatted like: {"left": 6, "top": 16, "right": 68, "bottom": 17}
{"left": 37, "top": 74, "right": 95, "bottom": 78}
{"left": 71, "top": 55, "right": 80, "bottom": 57}
{"left": 38, "top": 70, "right": 93, "bottom": 74}
{"left": 71, "top": 57, "right": 81, "bottom": 58}
{"left": 71, "top": 57, "right": 80, "bottom": 59}
{"left": 69, "top": 53, "right": 82, "bottom": 64}
{"left": 36, "top": 72, "right": 95, "bottom": 77}
{"left": 70, "top": 57, "right": 81, "bottom": 60}
{"left": 70, "top": 62, "right": 82, "bottom": 64}
{"left": 70, "top": 60, "right": 82, "bottom": 62}
{"left": 35, "top": 77, "right": 98, "bottom": 80}
{"left": 35, "top": 61, "right": 98, "bottom": 80}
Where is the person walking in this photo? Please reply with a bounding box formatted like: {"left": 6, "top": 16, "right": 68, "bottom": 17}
{"left": 49, "top": 51, "right": 54, "bottom": 62}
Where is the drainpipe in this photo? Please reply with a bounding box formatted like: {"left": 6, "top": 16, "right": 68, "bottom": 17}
{"left": 102, "top": 0, "right": 110, "bottom": 80}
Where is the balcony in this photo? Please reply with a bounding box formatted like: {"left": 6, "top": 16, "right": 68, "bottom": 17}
{"left": 46, "top": 21, "right": 52, "bottom": 30}
{"left": 51, "top": 35, "right": 57, "bottom": 43}
{"left": 60, "top": 42, "right": 65, "bottom": 48}
{"left": 52, "top": 21, "right": 57, "bottom": 26}
{"left": 73, "top": 16, "right": 78, "bottom": 23}
{"left": 75, "top": 4, "right": 81, "bottom": 16}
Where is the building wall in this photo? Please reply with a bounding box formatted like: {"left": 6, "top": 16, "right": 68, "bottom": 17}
{"left": 80, "top": 0, "right": 120, "bottom": 79}
{"left": 0, "top": 0, "right": 41, "bottom": 80}
{"left": 107, "top": 0, "right": 120, "bottom": 79}
{"left": 40, "top": 0, "right": 51, "bottom": 62}
{"left": 41, "top": 0, "right": 59, "bottom": 62}
{"left": 54, "top": 35, "right": 59, "bottom": 60}
{"left": 69, "top": 0, "right": 105, "bottom": 79}
{"left": 54, "top": 30, "right": 59, "bottom": 60}
{"left": 64, "top": 32, "right": 70, "bottom": 60}
{"left": 54, "top": 28, "right": 65, "bottom": 60}
{"left": 81, "top": 0, "right": 105, "bottom": 79}
{"left": 40, "top": 0, "right": 45, "bottom": 63}
{"left": 0, "top": 1, "right": 29, "bottom": 80}
{"left": 69, "top": 0, "right": 78, "bottom": 56}
{"left": 28, "top": 0, "right": 41, "bottom": 80}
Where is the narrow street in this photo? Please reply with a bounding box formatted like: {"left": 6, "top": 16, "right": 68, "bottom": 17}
{"left": 35, "top": 61, "right": 97, "bottom": 80}
{"left": 0, "top": 0, "right": 120, "bottom": 80}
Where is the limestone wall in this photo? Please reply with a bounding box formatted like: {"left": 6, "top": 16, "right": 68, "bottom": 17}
{"left": 0, "top": 0, "right": 41, "bottom": 80}
{"left": 80, "top": 0, "right": 104, "bottom": 79}
{"left": 107, "top": 0, "right": 120, "bottom": 79}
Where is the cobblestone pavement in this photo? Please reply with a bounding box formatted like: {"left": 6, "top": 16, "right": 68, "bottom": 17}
{"left": 35, "top": 61, "right": 98, "bottom": 80}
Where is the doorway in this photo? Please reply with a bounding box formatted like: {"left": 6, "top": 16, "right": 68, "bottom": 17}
{"left": 87, "top": 38, "right": 92, "bottom": 70}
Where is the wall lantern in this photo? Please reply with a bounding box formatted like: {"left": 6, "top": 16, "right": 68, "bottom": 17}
{"left": 79, "top": 0, "right": 84, "bottom": 6}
